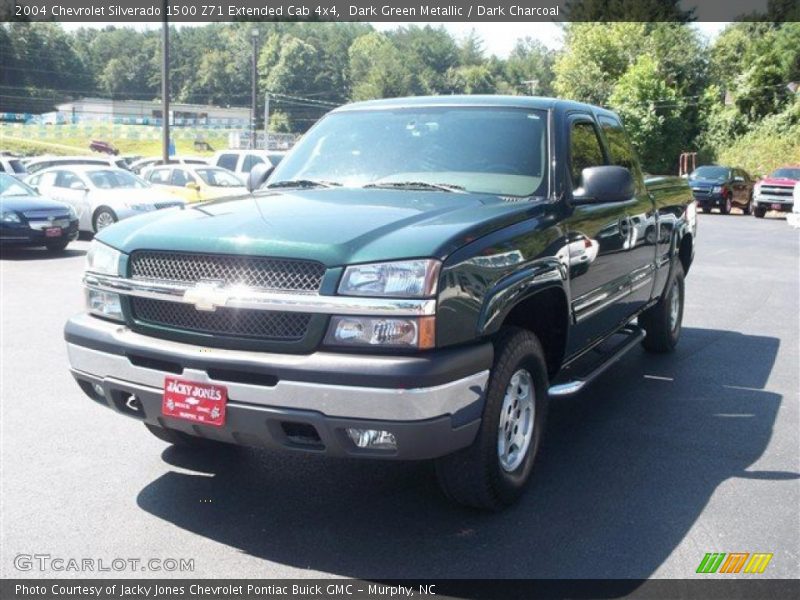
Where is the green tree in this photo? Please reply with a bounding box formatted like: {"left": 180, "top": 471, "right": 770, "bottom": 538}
{"left": 349, "top": 32, "right": 412, "bottom": 101}
{"left": 503, "top": 37, "right": 556, "bottom": 95}
{"left": 609, "top": 55, "right": 687, "bottom": 173}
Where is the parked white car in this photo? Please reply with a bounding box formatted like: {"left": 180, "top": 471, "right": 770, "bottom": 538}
{"left": 129, "top": 156, "right": 208, "bottom": 175}
{"left": 25, "top": 155, "right": 129, "bottom": 174}
{"left": 26, "top": 165, "right": 185, "bottom": 233}
{"left": 212, "top": 150, "right": 285, "bottom": 177}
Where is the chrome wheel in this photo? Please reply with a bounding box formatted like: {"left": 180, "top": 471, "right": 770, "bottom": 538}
{"left": 94, "top": 211, "right": 115, "bottom": 231}
{"left": 498, "top": 369, "right": 535, "bottom": 472}
{"left": 668, "top": 279, "right": 681, "bottom": 334}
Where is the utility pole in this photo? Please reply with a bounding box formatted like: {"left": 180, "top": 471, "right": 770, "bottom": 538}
{"left": 251, "top": 28, "right": 259, "bottom": 150}
{"left": 522, "top": 79, "right": 538, "bottom": 96}
{"left": 264, "top": 92, "right": 269, "bottom": 150}
{"left": 161, "top": 3, "right": 170, "bottom": 163}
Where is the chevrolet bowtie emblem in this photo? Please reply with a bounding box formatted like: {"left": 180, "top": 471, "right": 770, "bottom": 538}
{"left": 183, "top": 281, "right": 229, "bottom": 312}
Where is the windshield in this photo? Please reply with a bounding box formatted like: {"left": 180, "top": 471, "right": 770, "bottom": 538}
{"left": 0, "top": 173, "right": 37, "bottom": 196}
{"left": 195, "top": 168, "right": 243, "bottom": 187}
{"left": 87, "top": 169, "right": 148, "bottom": 189}
{"left": 770, "top": 167, "right": 800, "bottom": 180}
{"left": 690, "top": 166, "right": 730, "bottom": 180}
{"left": 269, "top": 107, "right": 548, "bottom": 197}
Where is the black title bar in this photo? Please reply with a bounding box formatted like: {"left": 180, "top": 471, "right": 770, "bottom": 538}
{"left": 1, "top": 0, "right": 798, "bottom": 22}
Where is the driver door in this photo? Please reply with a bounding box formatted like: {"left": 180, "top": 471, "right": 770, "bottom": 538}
{"left": 53, "top": 170, "right": 92, "bottom": 228}
{"left": 562, "top": 114, "right": 636, "bottom": 356}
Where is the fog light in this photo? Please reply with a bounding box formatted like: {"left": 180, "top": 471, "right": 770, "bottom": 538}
{"left": 92, "top": 383, "right": 105, "bottom": 398}
{"left": 86, "top": 289, "right": 123, "bottom": 321}
{"left": 346, "top": 428, "right": 397, "bottom": 450}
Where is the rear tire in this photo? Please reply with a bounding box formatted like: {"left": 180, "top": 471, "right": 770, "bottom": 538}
{"left": 639, "top": 262, "right": 685, "bottom": 353}
{"left": 754, "top": 206, "right": 766, "bottom": 218}
{"left": 743, "top": 197, "right": 752, "bottom": 215}
{"left": 435, "top": 327, "right": 549, "bottom": 510}
{"left": 701, "top": 207, "right": 711, "bottom": 214}
{"left": 145, "top": 423, "right": 231, "bottom": 450}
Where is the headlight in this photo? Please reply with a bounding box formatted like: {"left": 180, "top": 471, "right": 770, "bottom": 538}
{"left": 67, "top": 205, "right": 77, "bottom": 219}
{"left": 753, "top": 183, "right": 761, "bottom": 196}
{"left": 85, "top": 289, "right": 124, "bottom": 322}
{"left": 85, "top": 241, "right": 122, "bottom": 276}
{"left": 338, "top": 259, "right": 441, "bottom": 298}
{"left": 1, "top": 211, "right": 21, "bottom": 223}
{"left": 324, "top": 316, "right": 435, "bottom": 349}
{"left": 125, "top": 203, "right": 156, "bottom": 211}
{"left": 711, "top": 186, "right": 723, "bottom": 194}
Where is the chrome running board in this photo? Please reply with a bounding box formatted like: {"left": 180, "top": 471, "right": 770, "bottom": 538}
{"left": 548, "top": 325, "right": 645, "bottom": 397}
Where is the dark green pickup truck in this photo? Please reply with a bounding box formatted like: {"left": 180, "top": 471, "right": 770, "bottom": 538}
{"left": 65, "top": 96, "right": 696, "bottom": 509}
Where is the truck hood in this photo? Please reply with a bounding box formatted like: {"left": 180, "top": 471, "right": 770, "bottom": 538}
{"left": 0, "top": 194, "right": 71, "bottom": 213}
{"left": 758, "top": 177, "right": 799, "bottom": 187}
{"left": 688, "top": 177, "right": 726, "bottom": 188}
{"left": 96, "top": 188, "right": 541, "bottom": 265}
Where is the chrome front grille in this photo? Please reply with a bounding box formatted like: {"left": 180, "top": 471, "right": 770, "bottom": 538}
{"left": 22, "top": 209, "right": 71, "bottom": 220}
{"left": 759, "top": 186, "right": 794, "bottom": 198}
{"left": 129, "top": 251, "right": 325, "bottom": 292}
{"left": 131, "top": 297, "right": 312, "bottom": 340}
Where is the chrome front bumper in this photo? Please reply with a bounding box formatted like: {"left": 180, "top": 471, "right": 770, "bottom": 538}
{"left": 65, "top": 313, "right": 490, "bottom": 424}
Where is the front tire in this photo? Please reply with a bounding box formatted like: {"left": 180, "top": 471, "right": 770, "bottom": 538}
{"left": 435, "top": 327, "right": 549, "bottom": 510}
{"left": 639, "top": 262, "right": 685, "bottom": 353}
{"left": 720, "top": 195, "right": 732, "bottom": 215}
{"left": 754, "top": 206, "right": 766, "bottom": 218}
{"left": 93, "top": 207, "right": 117, "bottom": 233}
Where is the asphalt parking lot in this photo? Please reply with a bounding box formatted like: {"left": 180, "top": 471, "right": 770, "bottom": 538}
{"left": 1, "top": 212, "right": 798, "bottom": 580}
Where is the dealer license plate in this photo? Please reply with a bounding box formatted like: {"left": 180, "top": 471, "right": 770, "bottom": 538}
{"left": 162, "top": 376, "right": 227, "bottom": 427}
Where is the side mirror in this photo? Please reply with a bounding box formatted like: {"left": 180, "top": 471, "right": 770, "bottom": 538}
{"left": 572, "top": 166, "right": 634, "bottom": 205}
{"left": 247, "top": 162, "right": 273, "bottom": 193}
{"left": 185, "top": 181, "right": 200, "bottom": 191}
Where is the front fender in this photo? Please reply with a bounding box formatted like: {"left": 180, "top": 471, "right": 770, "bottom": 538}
{"left": 478, "top": 257, "right": 568, "bottom": 337}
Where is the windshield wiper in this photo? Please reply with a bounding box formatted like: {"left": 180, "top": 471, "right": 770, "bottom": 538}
{"left": 363, "top": 181, "right": 467, "bottom": 193}
{"left": 266, "top": 179, "right": 342, "bottom": 189}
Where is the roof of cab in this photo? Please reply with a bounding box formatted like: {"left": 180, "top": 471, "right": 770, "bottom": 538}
{"left": 333, "top": 95, "right": 617, "bottom": 117}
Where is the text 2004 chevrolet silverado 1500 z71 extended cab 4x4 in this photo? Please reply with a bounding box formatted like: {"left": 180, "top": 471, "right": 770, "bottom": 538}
{"left": 65, "top": 96, "right": 696, "bottom": 510}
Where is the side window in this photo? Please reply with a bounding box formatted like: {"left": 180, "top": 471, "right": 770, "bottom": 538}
{"left": 0, "top": 162, "right": 5, "bottom": 172}
{"left": 242, "top": 154, "right": 265, "bottom": 173}
{"left": 54, "top": 171, "right": 81, "bottom": 189}
{"left": 598, "top": 116, "right": 638, "bottom": 173}
{"left": 170, "top": 169, "right": 194, "bottom": 187}
{"left": 148, "top": 168, "right": 172, "bottom": 185}
{"left": 217, "top": 153, "right": 238, "bottom": 171}
{"left": 569, "top": 120, "right": 606, "bottom": 190}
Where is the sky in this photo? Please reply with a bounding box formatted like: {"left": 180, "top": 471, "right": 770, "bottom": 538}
{"left": 61, "top": 21, "right": 730, "bottom": 58}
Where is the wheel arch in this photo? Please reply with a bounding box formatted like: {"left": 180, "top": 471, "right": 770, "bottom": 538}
{"left": 479, "top": 263, "right": 570, "bottom": 378}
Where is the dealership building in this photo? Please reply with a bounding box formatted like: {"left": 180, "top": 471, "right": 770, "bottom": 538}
{"left": 47, "top": 98, "right": 250, "bottom": 127}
